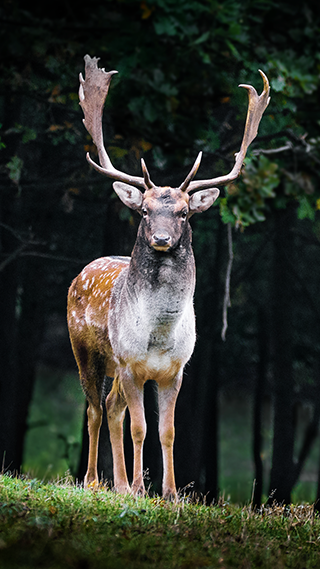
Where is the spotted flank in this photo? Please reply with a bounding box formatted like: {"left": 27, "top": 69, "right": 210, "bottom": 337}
{"left": 67, "top": 256, "right": 129, "bottom": 335}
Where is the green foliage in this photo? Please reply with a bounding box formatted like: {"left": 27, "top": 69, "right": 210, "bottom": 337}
{"left": 220, "top": 155, "right": 281, "bottom": 228}
{"left": 297, "top": 196, "right": 316, "bottom": 221}
{"left": 6, "top": 156, "right": 24, "bottom": 186}
{"left": 0, "top": 1, "right": 319, "bottom": 228}
{"left": 5, "top": 124, "right": 37, "bottom": 144}
{"left": 1, "top": 474, "right": 320, "bottom": 569}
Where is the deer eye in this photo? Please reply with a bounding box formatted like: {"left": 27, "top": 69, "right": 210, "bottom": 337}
{"left": 181, "top": 210, "right": 188, "bottom": 220}
{"left": 142, "top": 207, "right": 148, "bottom": 218}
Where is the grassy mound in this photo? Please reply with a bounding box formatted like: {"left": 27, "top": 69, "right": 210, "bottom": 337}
{"left": 0, "top": 474, "right": 319, "bottom": 568}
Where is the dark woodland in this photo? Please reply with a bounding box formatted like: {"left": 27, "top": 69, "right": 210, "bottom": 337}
{"left": 1, "top": 0, "right": 320, "bottom": 506}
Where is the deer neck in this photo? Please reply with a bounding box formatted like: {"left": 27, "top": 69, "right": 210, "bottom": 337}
{"left": 127, "top": 223, "right": 195, "bottom": 297}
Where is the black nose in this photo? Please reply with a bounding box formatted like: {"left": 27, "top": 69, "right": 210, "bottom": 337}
{"left": 152, "top": 232, "right": 171, "bottom": 247}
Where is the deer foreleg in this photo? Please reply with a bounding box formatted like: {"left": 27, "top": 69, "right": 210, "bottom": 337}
{"left": 121, "top": 371, "right": 146, "bottom": 496}
{"left": 158, "top": 372, "right": 183, "bottom": 500}
{"left": 106, "top": 381, "right": 130, "bottom": 494}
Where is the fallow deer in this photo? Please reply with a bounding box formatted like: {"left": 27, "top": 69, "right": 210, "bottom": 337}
{"left": 67, "top": 55, "right": 270, "bottom": 498}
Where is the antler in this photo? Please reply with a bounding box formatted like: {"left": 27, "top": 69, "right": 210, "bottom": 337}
{"left": 178, "top": 151, "right": 203, "bottom": 192}
{"left": 80, "top": 57, "right": 269, "bottom": 194}
{"left": 79, "top": 54, "right": 153, "bottom": 190}
{"left": 186, "top": 70, "right": 270, "bottom": 193}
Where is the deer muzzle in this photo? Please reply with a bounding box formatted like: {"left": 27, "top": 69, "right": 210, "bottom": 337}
{"left": 151, "top": 232, "right": 172, "bottom": 251}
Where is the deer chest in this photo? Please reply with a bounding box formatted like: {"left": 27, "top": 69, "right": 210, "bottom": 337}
{"left": 108, "top": 284, "right": 196, "bottom": 379}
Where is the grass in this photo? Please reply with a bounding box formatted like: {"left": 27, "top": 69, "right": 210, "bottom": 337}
{"left": 1, "top": 474, "right": 320, "bottom": 568}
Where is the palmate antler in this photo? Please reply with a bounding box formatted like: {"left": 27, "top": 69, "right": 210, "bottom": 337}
{"left": 187, "top": 70, "right": 270, "bottom": 192}
{"left": 79, "top": 55, "right": 270, "bottom": 193}
{"left": 79, "top": 55, "right": 153, "bottom": 190}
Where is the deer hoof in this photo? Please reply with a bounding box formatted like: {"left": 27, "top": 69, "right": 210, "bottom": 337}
{"left": 163, "top": 488, "right": 178, "bottom": 502}
{"left": 84, "top": 472, "right": 99, "bottom": 490}
{"left": 131, "top": 481, "right": 146, "bottom": 496}
{"left": 114, "top": 485, "right": 131, "bottom": 495}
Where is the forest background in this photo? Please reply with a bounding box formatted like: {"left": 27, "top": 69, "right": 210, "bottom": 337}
{"left": 0, "top": 0, "right": 320, "bottom": 507}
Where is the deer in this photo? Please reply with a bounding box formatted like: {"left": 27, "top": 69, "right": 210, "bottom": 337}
{"left": 67, "top": 55, "right": 270, "bottom": 499}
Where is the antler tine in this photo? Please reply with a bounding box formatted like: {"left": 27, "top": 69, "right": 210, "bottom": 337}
{"left": 187, "top": 70, "right": 270, "bottom": 193}
{"left": 141, "top": 158, "right": 154, "bottom": 189}
{"left": 178, "top": 151, "right": 202, "bottom": 192}
{"left": 79, "top": 54, "right": 151, "bottom": 190}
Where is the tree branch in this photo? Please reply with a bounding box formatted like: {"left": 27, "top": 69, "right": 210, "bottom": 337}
{"left": 0, "top": 244, "right": 27, "bottom": 272}
{"left": 252, "top": 142, "right": 293, "bottom": 156}
{"left": 221, "top": 222, "right": 233, "bottom": 341}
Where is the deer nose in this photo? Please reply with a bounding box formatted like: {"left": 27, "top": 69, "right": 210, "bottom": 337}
{"left": 152, "top": 232, "right": 172, "bottom": 249}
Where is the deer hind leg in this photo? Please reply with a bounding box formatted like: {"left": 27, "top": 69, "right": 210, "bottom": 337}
{"left": 106, "top": 376, "right": 130, "bottom": 494}
{"left": 75, "top": 345, "right": 105, "bottom": 488}
{"left": 85, "top": 400, "right": 103, "bottom": 488}
{"left": 158, "top": 371, "right": 183, "bottom": 500}
{"left": 120, "top": 371, "right": 146, "bottom": 496}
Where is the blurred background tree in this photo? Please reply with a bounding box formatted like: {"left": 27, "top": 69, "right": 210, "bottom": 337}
{"left": 0, "top": 0, "right": 320, "bottom": 505}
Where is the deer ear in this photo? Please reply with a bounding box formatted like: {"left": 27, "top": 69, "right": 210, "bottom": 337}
{"left": 189, "top": 188, "right": 219, "bottom": 215}
{"left": 113, "top": 182, "right": 143, "bottom": 210}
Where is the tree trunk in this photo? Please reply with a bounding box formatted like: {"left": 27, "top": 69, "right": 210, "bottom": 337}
{"left": 252, "top": 308, "right": 268, "bottom": 507}
{"left": 197, "top": 218, "right": 224, "bottom": 502}
{"left": 0, "top": 239, "right": 19, "bottom": 471}
{"left": 0, "top": 93, "right": 21, "bottom": 472}
{"left": 17, "top": 257, "right": 47, "bottom": 463}
{"left": 0, "top": 205, "right": 45, "bottom": 473}
{"left": 200, "top": 338, "right": 220, "bottom": 503}
{"left": 268, "top": 207, "right": 295, "bottom": 504}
